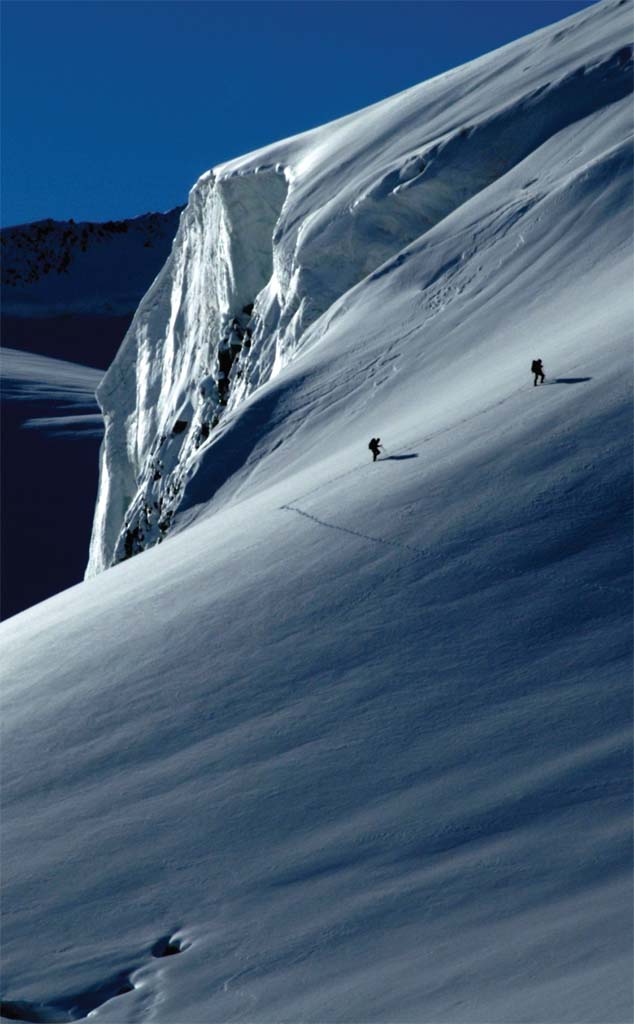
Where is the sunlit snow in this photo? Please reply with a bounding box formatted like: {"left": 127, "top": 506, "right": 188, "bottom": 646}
{"left": 1, "top": 2, "right": 632, "bottom": 1022}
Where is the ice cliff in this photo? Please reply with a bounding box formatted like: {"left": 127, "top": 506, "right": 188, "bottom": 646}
{"left": 87, "top": 0, "right": 633, "bottom": 576}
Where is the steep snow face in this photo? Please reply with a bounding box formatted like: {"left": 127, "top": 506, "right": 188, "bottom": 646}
{"left": 1, "top": 209, "right": 183, "bottom": 317}
{"left": 87, "top": 0, "right": 633, "bottom": 578}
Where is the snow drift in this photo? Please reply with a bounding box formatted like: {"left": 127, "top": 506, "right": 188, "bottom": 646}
{"left": 1, "top": 1, "right": 632, "bottom": 1022}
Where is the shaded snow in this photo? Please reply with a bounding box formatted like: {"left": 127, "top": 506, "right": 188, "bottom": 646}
{"left": 1, "top": 350, "right": 103, "bottom": 619}
{"left": 1, "top": 1, "right": 632, "bottom": 1021}
{"left": 0, "top": 206, "right": 182, "bottom": 615}
{"left": 1, "top": 348, "right": 102, "bottom": 414}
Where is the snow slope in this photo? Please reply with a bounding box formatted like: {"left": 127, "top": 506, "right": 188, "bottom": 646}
{"left": 1, "top": 1, "right": 632, "bottom": 1021}
{"left": 87, "top": 0, "right": 633, "bottom": 576}
{"left": 1, "top": 348, "right": 102, "bottom": 434}
{"left": 0, "top": 350, "right": 103, "bottom": 619}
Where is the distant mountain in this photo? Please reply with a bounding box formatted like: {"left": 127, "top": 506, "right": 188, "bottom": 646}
{"left": 1, "top": 209, "right": 183, "bottom": 317}
{"left": 1, "top": 208, "right": 183, "bottom": 367}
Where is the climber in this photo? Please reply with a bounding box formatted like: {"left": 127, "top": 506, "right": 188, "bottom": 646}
{"left": 368, "top": 438, "right": 383, "bottom": 462}
{"left": 531, "top": 358, "right": 545, "bottom": 386}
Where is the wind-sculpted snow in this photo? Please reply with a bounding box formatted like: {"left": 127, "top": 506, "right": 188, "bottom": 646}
{"left": 1, "top": 348, "right": 102, "bottom": 410}
{"left": 87, "top": 0, "right": 633, "bottom": 576}
{"left": 3, "top": 3, "right": 632, "bottom": 1021}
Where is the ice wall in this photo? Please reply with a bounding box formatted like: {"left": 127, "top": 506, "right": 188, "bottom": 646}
{"left": 87, "top": 168, "right": 289, "bottom": 574}
{"left": 87, "top": 0, "right": 632, "bottom": 576}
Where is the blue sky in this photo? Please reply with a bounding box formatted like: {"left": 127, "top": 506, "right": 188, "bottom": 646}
{"left": 1, "top": 0, "right": 594, "bottom": 227}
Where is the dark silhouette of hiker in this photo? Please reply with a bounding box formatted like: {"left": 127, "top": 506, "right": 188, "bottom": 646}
{"left": 531, "top": 359, "right": 545, "bottom": 386}
{"left": 368, "top": 438, "right": 383, "bottom": 462}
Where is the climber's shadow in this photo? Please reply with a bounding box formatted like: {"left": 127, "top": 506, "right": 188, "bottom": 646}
{"left": 383, "top": 454, "right": 419, "bottom": 461}
{"left": 544, "top": 377, "right": 592, "bottom": 385}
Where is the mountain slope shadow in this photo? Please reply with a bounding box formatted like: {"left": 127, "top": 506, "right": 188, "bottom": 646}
{"left": 176, "top": 382, "right": 293, "bottom": 519}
